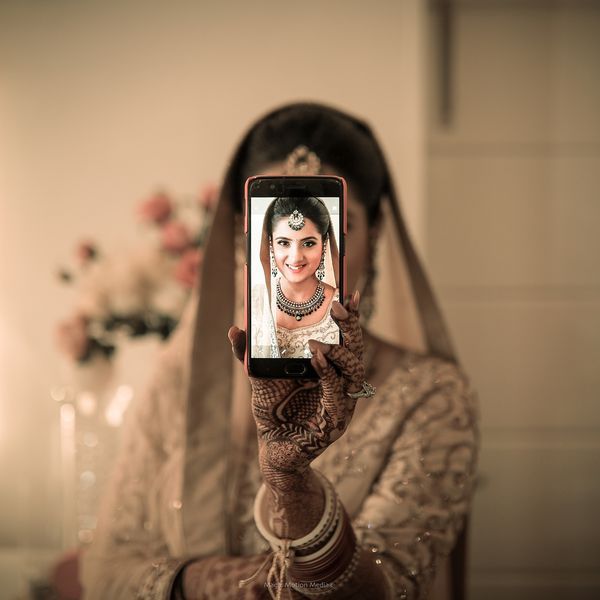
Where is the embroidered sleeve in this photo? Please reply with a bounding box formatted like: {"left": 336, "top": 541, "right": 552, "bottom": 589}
{"left": 351, "top": 359, "right": 479, "bottom": 599}
{"left": 80, "top": 305, "right": 192, "bottom": 600}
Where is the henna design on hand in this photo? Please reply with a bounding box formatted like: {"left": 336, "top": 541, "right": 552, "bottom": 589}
{"left": 246, "top": 295, "right": 367, "bottom": 493}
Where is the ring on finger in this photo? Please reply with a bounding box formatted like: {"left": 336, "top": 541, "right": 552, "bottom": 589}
{"left": 346, "top": 381, "right": 376, "bottom": 399}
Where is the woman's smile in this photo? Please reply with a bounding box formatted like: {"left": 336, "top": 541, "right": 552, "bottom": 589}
{"left": 286, "top": 262, "right": 307, "bottom": 272}
{"left": 282, "top": 259, "right": 311, "bottom": 281}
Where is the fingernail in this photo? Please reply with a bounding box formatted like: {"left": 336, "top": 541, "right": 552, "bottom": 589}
{"left": 351, "top": 290, "right": 361, "bottom": 311}
{"left": 309, "top": 339, "right": 329, "bottom": 355}
{"left": 331, "top": 301, "right": 349, "bottom": 319}
{"left": 316, "top": 350, "right": 328, "bottom": 369}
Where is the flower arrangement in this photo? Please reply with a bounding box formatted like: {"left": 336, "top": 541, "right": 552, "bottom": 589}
{"left": 55, "top": 184, "right": 218, "bottom": 363}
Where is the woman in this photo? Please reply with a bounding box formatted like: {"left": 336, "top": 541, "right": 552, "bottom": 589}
{"left": 253, "top": 194, "right": 340, "bottom": 358}
{"left": 81, "top": 103, "right": 479, "bottom": 599}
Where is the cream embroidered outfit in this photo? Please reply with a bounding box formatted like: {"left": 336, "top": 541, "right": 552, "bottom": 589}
{"left": 81, "top": 103, "right": 479, "bottom": 600}
{"left": 81, "top": 299, "right": 478, "bottom": 599}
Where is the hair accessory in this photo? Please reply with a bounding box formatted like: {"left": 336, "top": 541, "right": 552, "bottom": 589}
{"left": 287, "top": 209, "right": 305, "bottom": 231}
{"left": 285, "top": 145, "right": 321, "bottom": 176}
{"left": 276, "top": 280, "right": 325, "bottom": 321}
{"left": 346, "top": 381, "right": 376, "bottom": 399}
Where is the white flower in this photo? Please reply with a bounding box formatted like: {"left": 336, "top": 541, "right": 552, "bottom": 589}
{"left": 150, "top": 282, "right": 188, "bottom": 317}
{"left": 74, "top": 261, "right": 112, "bottom": 319}
{"left": 107, "top": 256, "right": 149, "bottom": 316}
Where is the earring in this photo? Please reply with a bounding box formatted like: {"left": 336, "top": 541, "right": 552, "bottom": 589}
{"left": 360, "top": 237, "right": 377, "bottom": 324}
{"left": 316, "top": 235, "right": 327, "bottom": 281}
{"left": 270, "top": 242, "right": 278, "bottom": 278}
{"left": 360, "top": 266, "right": 376, "bottom": 323}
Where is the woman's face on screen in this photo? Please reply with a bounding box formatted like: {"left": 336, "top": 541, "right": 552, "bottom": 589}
{"left": 256, "top": 163, "right": 371, "bottom": 293}
{"left": 271, "top": 217, "right": 323, "bottom": 284}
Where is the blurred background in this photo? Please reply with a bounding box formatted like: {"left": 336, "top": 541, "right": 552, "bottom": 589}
{"left": 1, "top": 0, "right": 599, "bottom": 598}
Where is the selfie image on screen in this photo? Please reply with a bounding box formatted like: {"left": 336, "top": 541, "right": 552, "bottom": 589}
{"left": 251, "top": 196, "right": 341, "bottom": 359}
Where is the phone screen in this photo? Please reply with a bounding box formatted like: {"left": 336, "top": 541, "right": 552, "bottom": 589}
{"left": 246, "top": 177, "right": 345, "bottom": 376}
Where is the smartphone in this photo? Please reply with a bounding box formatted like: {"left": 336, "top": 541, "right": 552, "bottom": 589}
{"left": 244, "top": 175, "right": 346, "bottom": 378}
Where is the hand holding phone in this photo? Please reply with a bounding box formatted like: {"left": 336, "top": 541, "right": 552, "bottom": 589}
{"left": 228, "top": 291, "right": 367, "bottom": 497}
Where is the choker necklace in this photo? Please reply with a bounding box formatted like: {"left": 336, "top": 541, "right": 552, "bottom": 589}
{"left": 276, "top": 279, "right": 325, "bottom": 321}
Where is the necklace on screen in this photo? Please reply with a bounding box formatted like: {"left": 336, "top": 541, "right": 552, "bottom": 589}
{"left": 276, "top": 280, "right": 325, "bottom": 321}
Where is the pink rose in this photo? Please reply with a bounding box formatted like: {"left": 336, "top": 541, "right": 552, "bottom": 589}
{"left": 198, "top": 183, "right": 219, "bottom": 210}
{"left": 138, "top": 191, "right": 173, "bottom": 224}
{"left": 161, "top": 221, "right": 192, "bottom": 253}
{"left": 55, "top": 314, "right": 90, "bottom": 361}
{"left": 75, "top": 240, "right": 97, "bottom": 266}
{"left": 174, "top": 248, "right": 202, "bottom": 289}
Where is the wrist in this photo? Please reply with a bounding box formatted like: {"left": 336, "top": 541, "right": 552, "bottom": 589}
{"left": 251, "top": 471, "right": 361, "bottom": 597}
{"left": 264, "top": 468, "right": 325, "bottom": 538}
{"left": 180, "top": 557, "right": 220, "bottom": 599}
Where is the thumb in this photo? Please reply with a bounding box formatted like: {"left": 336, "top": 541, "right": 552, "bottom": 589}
{"left": 227, "top": 326, "right": 246, "bottom": 363}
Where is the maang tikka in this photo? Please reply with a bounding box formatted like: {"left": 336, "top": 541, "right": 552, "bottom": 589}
{"left": 288, "top": 209, "right": 305, "bottom": 231}
{"left": 284, "top": 144, "right": 325, "bottom": 280}
{"left": 284, "top": 145, "right": 321, "bottom": 176}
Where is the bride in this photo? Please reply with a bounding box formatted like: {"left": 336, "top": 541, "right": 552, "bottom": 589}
{"left": 82, "top": 103, "right": 479, "bottom": 600}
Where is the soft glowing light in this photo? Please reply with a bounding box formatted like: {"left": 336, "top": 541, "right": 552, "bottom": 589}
{"left": 79, "top": 470, "right": 96, "bottom": 488}
{"left": 105, "top": 385, "right": 133, "bottom": 427}
{"left": 78, "top": 529, "right": 94, "bottom": 544}
{"left": 51, "top": 386, "right": 68, "bottom": 402}
{"left": 76, "top": 391, "right": 97, "bottom": 416}
{"left": 60, "top": 403, "right": 76, "bottom": 426}
{"left": 60, "top": 403, "right": 76, "bottom": 547}
{"left": 82, "top": 432, "right": 98, "bottom": 447}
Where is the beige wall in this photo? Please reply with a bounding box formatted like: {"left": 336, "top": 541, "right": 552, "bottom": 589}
{"left": 426, "top": 2, "right": 600, "bottom": 598}
{"left": 0, "top": 0, "right": 427, "bottom": 594}
{"left": 5, "top": 1, "right": 598, "bottom": 598}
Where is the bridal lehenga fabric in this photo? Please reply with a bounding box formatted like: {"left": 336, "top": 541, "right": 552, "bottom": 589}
{"left": 81, "top": 103, "right": 479, "bottom": 600}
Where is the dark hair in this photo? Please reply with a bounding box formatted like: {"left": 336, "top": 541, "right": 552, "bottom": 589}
{"left": 265, "top": 196, "right": 331, "bottom": 238}
{"left": 239, "top": 103, "right": 386, "bottom": 225}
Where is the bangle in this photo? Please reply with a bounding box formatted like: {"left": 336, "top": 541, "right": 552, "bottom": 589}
{"left": 290, "top": 540, "right": 361, "bottom": 597}
{"left": 288, "top": 507, "right": 360, "bottom": 595}
{"left": 242, "top": 470, "right": 359, "bottom": 600}
{"left": 253, "top": 469, "right": 337, "bottom": 553}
